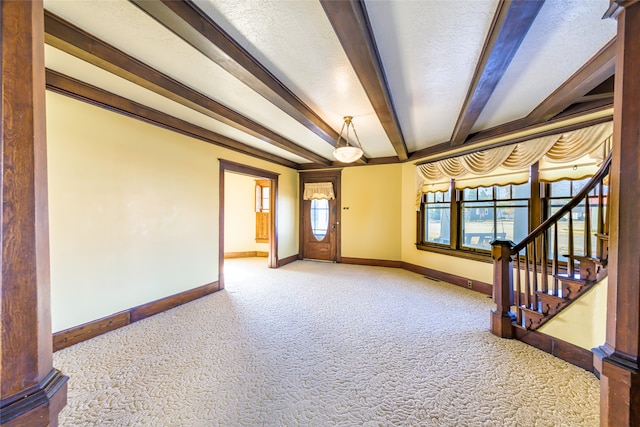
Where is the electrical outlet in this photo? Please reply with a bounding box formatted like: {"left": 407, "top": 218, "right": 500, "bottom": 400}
{"left": 467, "top": 280, "right": 473, "bottom": 289}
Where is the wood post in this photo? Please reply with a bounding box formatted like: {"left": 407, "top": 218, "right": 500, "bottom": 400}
{"left": 595, "top": 1, "right": 640, "bottom": 425}
{"left": 0, "top": 1, "right": 68, "bottom": 425}
{"left": 490, "top": 240, "right": 515, "bottom": 338}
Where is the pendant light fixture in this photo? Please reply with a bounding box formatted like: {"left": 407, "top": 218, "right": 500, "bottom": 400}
{"left": 333, "top": 116, "right": 364, "bottom": 163}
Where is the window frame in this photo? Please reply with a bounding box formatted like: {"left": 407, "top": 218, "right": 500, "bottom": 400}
{"left": 459, "top": 183, "right": 530, "bottom": 253}
{"left": 419, "top": 187, "right": 453, "bottom": 247}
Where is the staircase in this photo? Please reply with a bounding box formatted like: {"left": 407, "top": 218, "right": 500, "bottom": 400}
{"left": 519, "top": 245, "right": 608, "bottom": 331}
{"left": 490, "top": 152, "right": 612, "bottom": 342}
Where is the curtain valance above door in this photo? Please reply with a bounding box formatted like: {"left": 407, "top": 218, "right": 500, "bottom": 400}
{"left": 417, "top": 121, "right": 613, "bottom": 194}
{"left": 303, "top": 182, "right": 335, "bottom": 200}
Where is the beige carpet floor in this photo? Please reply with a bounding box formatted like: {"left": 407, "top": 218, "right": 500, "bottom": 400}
{"left": 54, "top": 258, "right": 599, "bottom": 426}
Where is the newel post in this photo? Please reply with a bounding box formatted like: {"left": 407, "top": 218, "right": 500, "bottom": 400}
{"left": 490, "top": 240, "right": 515, "bottom": 338}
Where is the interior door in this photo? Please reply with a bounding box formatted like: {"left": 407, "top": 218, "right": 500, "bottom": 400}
{"left": 300, "top": 172, "right": 341, "bottom": 262}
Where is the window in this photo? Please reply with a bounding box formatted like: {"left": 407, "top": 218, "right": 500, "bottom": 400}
{"left": 416, "top": 124, "right": 612, "bottom": 258}
{"left": 255, "top": 181, "right": 270, "bottom": 213}
{"left": 310, "top": 199, "right": 329, "bottom": 240}
{"left": 461, "top": 183, "right": 530, "bottom": 251}
{"left": 416, "top": 174, "right": 607, "bottom": 260}
{"left": 421, "top": 188, "right": 451, "bottom": 245}
{"left": 546, "top": 178, "right": 607, "bottom": 260}
{"left": 255, "top": 180, "right": 270, "bottom": 243}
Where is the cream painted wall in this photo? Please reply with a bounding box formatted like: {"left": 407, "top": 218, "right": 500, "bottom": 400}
{"left": 224, "top": 172, "right": 269, "bottom": 253}
{"left": 538, "top": 277, "right": 607, "bottom": 350}
{"left": 399, "top": 162, "right": 493, "bottom": 283}
{"left": 341, "top": 164, "right": 401, "bottom": 260}
{"left": 46, "top": 92, "right": 298, "bottom": 332}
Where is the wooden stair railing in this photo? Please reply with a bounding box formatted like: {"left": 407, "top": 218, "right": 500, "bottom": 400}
{"left": 490, "top": 152, "right": 612, "bottom": 338}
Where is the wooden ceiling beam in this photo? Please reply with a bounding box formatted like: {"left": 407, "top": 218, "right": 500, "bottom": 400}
{"left": 525, "top": 38, "right": 616, "bottom": 124}
{"left": 131, "top": 0, "right": 342, "bottom": 149}
{"left": 46, "top": 69, "right": 301, "bottom": 169}
{"left": 410, "top": 98, "right": 613, "bottom": 162}
{"left": 321, "top": 0, "right": 409, "bottom": 161}
{"left": 43, "top": 10, "right": 331, "bottom": 166}
{"left": 450, "top": 0, "right": 545, "bottom": 147}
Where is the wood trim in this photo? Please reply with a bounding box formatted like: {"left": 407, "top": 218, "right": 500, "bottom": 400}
{"left": 415, "top": 243, "right": 493, "bottom": 264}
{"left": 341, "top": 257, "right": 402, "bottom": 268}
{"left": 0, "top": 370, "right": 68, "bottom": 426}
{"left": 298, "top": 155, "right": 400, "bottom": 170}
{"left": 450, "top": 0, "right": 544, "bottom": 146}
{"left": 464, "top": 99, "right": 613, "bottom": 147}
{"left": 219, "top": 164, "right": 226, "bottom": 290}
{"left": 603, "top": 0, "right": 639, "bottom": 19}
{"left": 277, "top": 254, "right": 299, "bottom": 267}
{"left": 224, "top": 251, "right": 269, "bottom": 259}
{"left": 45, "top": 69, "right": 300, "bottom": 169}
{"left": 131, "top": 0, "right": 340, "bottom": 148}
{"left": 53, "top": 311, "right": 130, "bottom": 352}
{"left": 526, "top": 38, "right": 616, "bottom": 124}
{"left": 400, "top": 262, "right": 493, "bottom": 296}
{"left": 219, "top": 160, "right": 280, "bottom": 281}
{"left": 600, "top": 3, "right": 640, "bottom": 424}
{"left": 269, "top": 176, "right": 278, "bottom": 268}
{"left": 219, "top": 159, "right": 280, "bottom": 180}
{"left": 320, "top": 0, "right": 408, "bottom": 161}
{"left": 0, "top": 1, "right": 69, "bottom": 424}
{"left": 52, "top": 282, "right": 218, "bottom": 352}
{"left": 130, "top": 282, "right": 219, "bottom": 322}
{"left": 512, "top": 326, "right": 594, "bottom": 372}
{"left": 365, "top": 155, "right": 403, "bottom": 165}
{"left": 43, "top": 11, "right": 331, "bottom": 166}
{"left": 413, "top": 114, "right": 612, "bottom": 165}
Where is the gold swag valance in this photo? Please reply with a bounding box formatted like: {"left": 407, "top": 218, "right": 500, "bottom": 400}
{"left": 303, "top": 182, "right": 335, "bottom": 200}
{"left": 417, "top": 121, "right": 613, "bottom": 195}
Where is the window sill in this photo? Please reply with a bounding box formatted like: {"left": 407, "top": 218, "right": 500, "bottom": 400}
{"left": 415, "top": 243, "right": 493, "bottom": 264}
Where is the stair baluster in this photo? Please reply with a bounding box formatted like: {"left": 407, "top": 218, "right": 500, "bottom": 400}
{"left": 552, "top": 223, "right": 559, "bottom": 295}
{"left": 584, "top": 195, "right": 591, "bottom": 258}
{"left": 541, "top": 230, "right": 549, "bottom": 294}
{"left": 568, "top": 209, "right": 575, "bottom": 277}
{"left": 515, "top": 253, "right": 522, "bottom": 325}
{"left": 524, "top": 244, "right": 531, "bottom": 309}
{"left": 532, "top": 239, "right": 539, "bottom": 308}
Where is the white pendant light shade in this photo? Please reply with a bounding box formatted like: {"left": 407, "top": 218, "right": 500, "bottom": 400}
{"left": 333, "top": 116, "right": 364, "bottom": 163}
{"left": 333, "top": 146, "right": 364, "bottom": 163}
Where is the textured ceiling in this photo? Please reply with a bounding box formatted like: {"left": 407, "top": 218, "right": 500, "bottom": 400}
{"left": 366, "top": 0, "right": 500, "bottom": 151}
{"left": 42, "top": 0, "right": 617, "bottom": 168}
{"left": 472, "top": 0, "right": 617, "bottom": 131}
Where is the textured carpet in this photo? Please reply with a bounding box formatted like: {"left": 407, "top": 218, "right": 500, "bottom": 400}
{"left": 54, "top": 258, "right": 599, "bottom": 426}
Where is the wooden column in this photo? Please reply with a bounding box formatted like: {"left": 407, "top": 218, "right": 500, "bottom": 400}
{"left": 0, "top": 1, "right": 68, "bottom": 426}
{"left": 490, "top": 240, "right": 515, "bottom": 338}
{"left": 595, "top": 1, "right": 640, "bottom": 425}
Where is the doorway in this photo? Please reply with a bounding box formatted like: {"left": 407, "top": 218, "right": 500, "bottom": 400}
{"left": 219, "top": 160, "right": 279, "bottom": 289}
{"left": 299, "top": 170, "right": 341, "bottom": 262}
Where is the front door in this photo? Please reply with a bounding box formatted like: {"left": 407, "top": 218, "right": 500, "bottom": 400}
{"left": 300, "top": 172, "right": 341, "bottom": 262}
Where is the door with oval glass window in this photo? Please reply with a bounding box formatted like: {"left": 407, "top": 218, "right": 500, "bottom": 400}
{"left": 300, "top": 172, "right": 340, "bottom": 262}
